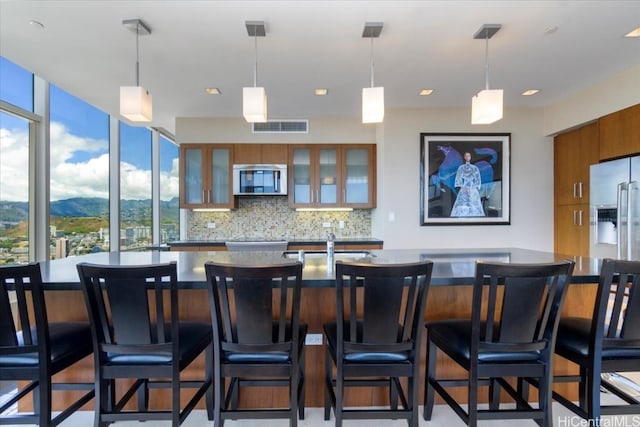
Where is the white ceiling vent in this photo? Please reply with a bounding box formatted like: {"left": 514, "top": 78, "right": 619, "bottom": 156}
{"left": 252, "top": 120, "right": 308, "bottom": 133}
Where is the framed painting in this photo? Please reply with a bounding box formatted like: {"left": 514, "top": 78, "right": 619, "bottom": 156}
{"left": 420, "top": 133, "right": 511, "bottom": 225}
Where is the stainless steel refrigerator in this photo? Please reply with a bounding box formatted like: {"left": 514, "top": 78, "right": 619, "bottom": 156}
{"left": 590, "top": 156, "right": 640, "bottom": 260}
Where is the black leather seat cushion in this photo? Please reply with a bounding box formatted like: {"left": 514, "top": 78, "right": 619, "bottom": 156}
{"left": 323, "top": 321, "right": 410, "bottom": 362}
{"left": 0, "top": 322, "right": 92, "bottom": 367}
{"left": 225, "top": 323, "right": 308, "bottom": 363}
{"left": 557, "top": 317, "right": 640, "bottom": 363}
{"left": 107, "top": 321, "right": 212, "bottom": 365}
{"left": 427, "top": 319, "right": 542, "bottom": 363}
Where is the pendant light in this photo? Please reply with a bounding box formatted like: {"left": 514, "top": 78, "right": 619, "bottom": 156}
{"left": 120, "top": 19, "right": 152, "bottom": 123}
{"left": 243, "top": 21, "right": 268, "bottom": 123}
{"left": 362, "top": 22, "right": 384, "bottom": 124}
{"left": 471, "top": 24, "right": 503, "bottom": 125}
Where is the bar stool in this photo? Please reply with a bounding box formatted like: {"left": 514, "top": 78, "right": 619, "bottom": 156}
{"left": 423, "top": 260, "right": 575, "bottom": 427}
{"left": 204, "top": 260, "right": 306, "bottom": 427}
{"left": 553, "top": 258, "right": 640, "bottom": 424}
{"left": 0, "top": 263, "right": 94, "bottom": 426}
{"left": 76, "top": 261, "right": 212, "bottom": 427}
{"left": 323, "top": 260, "right": 434, "bottom": 427}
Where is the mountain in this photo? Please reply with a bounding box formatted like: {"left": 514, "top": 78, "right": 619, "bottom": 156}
{"left": 0, "top": 197, "right": 179, "bottom": 222}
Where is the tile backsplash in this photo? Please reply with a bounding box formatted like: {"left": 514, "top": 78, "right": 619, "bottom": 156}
{"left": 187, "top": 197, "right": 372, "bottom": 241}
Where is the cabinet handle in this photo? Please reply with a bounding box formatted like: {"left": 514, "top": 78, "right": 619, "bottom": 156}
{"left": 578, "top": 182, "right": 583, "bottom": 199}
{"left": 202, "top": 190, "right": 206, "bottom": 204}
{"left": 578, "top": 209, "right": 583, "bottom": 226}
{"left": 316, "top": 190, "right": 319, "bottom": 204}
{"left": 573, "top": 183, "right": 577, "bottom": 199}
{"left": 573, "top": 210, "right": 577, "bottom": 226}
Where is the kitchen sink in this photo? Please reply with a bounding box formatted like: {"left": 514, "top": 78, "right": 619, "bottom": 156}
{"left": 282, "top": 250, "right": 374, "bottom": 260}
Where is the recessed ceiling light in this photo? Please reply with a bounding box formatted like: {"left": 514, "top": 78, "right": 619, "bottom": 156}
{"left": 419, "top": 89, "right": 434, "bottom": 96}
{"left": 522, "top": 89, "right": 540, "bottom": 96}
{"left": 29, "top": 20, "right": 45, "bottom": 29}
{"left": 205, "top": 87, "right": 221, "bottom": 95}
{"left": 625, "top": 26, "right": 640, "bottom": 37}
{"left": 315, "top": 88, "right": 328, "bottom": 96}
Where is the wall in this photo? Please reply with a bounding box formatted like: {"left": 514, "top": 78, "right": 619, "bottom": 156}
{"left": 373, "top": 107, "right": 553, "bottom": 251}
{"left": 543, "top": 65, "right": 640, "bottom": 136}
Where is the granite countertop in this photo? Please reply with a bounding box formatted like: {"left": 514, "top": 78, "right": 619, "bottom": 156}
{"left": 167, "top": 237, "right": 384, "bottom": 246}
{"left": 38, "top": 248, "right": 600, "bottom": 289}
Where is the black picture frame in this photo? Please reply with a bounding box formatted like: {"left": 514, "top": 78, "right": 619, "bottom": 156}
{"left": 420, "top": 133, "right": 511, "bottom": 226}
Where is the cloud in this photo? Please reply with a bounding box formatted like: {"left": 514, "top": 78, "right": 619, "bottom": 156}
{"left": 1, "top": 121, "right": 179, "bottom": 202}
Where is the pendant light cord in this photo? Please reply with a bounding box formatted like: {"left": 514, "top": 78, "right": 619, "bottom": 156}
{"left": 254, "top": 33, "right": 258, "bottom": 87}
{"left": 135, "top": 23, "right": 140, "bottom": 86}
{"left": 484, "top": 33, "right": 490, "bottom": 91}
{"left": 369, "top": 37, "right": 375, "bottom": 88}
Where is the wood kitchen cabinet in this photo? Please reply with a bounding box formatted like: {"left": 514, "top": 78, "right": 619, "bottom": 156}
{"left": 234, "top": 143, "right": 287, "bottom": 164}
{"left": 555, "top": 204, "right": 590, "bottom": 256}
{"left": 554, "top": 122, "right": 598, "bottom": 256}
{"left": 599, "top": 103, "right": 640, "bottom": 161}
{"left": 180, "top": 144, "right": 237, "bottom": 209}
{"left": 554, "top": 122, "right": 599, "bottom": 206}
{"left": 288, "top": 144, "right": 376, "bottom": 208}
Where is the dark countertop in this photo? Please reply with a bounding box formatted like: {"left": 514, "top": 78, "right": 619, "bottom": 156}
{"left": 39, "top": 248, "right": 601, "bottom": 290}
{"left": 166, "top": 238, "right": 384, "bottom": 247}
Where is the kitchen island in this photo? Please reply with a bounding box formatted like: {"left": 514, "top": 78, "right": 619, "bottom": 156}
{"left": 38, "top": 248, "right": 600, "bottom": 410}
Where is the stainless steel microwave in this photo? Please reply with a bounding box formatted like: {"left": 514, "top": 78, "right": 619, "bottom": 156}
{"left": 233, "top": 164, "right": 288, "bottom": 196}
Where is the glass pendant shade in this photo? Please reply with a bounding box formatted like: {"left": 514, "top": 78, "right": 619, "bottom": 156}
{"left": 471, "top": 89, "right": 503, "bottom": 124}
{"left": 120, "top": 86, "right": 152, "bottom": 122}
{"left": 243, "top": 86, "right": 268, "bottom": 123}
{"left": 362, "top": 86, "right": 384, "bottom": 124}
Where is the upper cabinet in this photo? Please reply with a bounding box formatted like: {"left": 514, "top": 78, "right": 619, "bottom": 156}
{"left": 288, "top": 144, "right": 376, "bottom": 208}
{"left": 234, "top": 143, "right": 287, "bottom": 164}
{"left": 599, "top": 104, "right": 640, "bottom": 161}
{"left": 554, "top": 122, "right": 599, "bottom": 206}
{"left": 180, "top": 144, "right": 236, "bottom": 209}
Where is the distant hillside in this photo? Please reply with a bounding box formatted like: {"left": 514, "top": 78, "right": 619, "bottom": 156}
{"left": 0, "top": 197, "right": 179, "bottom": 222}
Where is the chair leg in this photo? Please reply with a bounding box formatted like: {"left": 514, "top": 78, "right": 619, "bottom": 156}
{"left": 517, "top": 377, "right": 529, "bottom": 410}
{"left": 538, "top": 367, "right": 553, "bottom": 427}
{"left": 137, "top": 378, "right": 149, "bottom": 412}
{"left": 214, "top": 371, "right": 223, "bottom": 427}
{"left": 409, "top": 371, "right": 419, "bottom": 427}
{"left": 206, "top": 344, "right": 214, "bottom": 421}
{"left": 290, "top": 363, "right": 299, "bottom": 427}
{"left": 423, "top": 338, "right": 436, "bottom": 420}
{"left": 324, "top": 346, "right": 332, "bottom": 421}
{"left": 468, "top": 369, "right": 478, "bottom": 427}
{"left": 489, "top": 378, "right": 500, "bottom": 410}
{"left": 390, "top": 377, "right": 399, "bottom": 410}
{"left": 586, "top": 366, "right": 601, "bottom": 425}
{"left": 335, "top": 365, "right": 343, "bottom": 427}
{"left": 172, "top": 371, "right": 180, "bottom": 427}
{"left": 37, "top": 373, "right": 52, "bottom": 427}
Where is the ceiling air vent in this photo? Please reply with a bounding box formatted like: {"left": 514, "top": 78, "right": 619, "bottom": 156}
{"left": 252, "top": 120, "right": 308, "bottom": 134}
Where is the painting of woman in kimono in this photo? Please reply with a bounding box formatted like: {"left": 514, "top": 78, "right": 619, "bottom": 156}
{"left": 450, "top": 152, "right": 485, "bottom": 217}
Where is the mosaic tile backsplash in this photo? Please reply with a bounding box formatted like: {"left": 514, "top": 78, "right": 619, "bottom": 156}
{"left": 187, "top": 197, "right": 372, "bottom": 241}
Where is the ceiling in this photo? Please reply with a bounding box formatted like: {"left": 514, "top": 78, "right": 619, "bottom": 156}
{"left": 1, "top": 1, "right": 639, "bottom": 134}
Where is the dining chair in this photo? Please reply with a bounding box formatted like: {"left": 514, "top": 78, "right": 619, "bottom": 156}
{"left": 204, "top": 260, "right": 306, "bottom": 427}
{"left": 423, "top": 260, "right": 575, "bottom": 427}
{"left": 323, "top": 259, "right": 434, "bottom": 427}
{"left": 0, "top": 262, "right": 94, "bottom": 427}
{"left": 76, "top": 261, "right": 213, "bottom": 427}
{"left": 552, "top": 258, "right": 640, "bottom": 423}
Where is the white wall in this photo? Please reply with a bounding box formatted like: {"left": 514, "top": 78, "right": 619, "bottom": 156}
{"left": 373, "top": 108, "right": 553, "bottom": 251}
{"left": 543, "top": 65, "right": 640, "bottom": 136}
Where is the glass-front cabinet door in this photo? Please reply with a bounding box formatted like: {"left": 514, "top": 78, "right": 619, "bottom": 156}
{"left": 289, "top": 146, "right": 340, "bottom": 208}
{"left": 180, "top": 144, "right": 235, "bottom": 208}
{"left": 343, "top": 145, "right": 376, "bottom": 207}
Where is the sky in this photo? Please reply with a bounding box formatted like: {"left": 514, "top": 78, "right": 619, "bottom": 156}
{"left": 0, "top": 56, "right": 178, "bottom": 202}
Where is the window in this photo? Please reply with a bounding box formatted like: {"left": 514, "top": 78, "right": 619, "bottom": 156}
{"left": 120, "top": 123, "right": 152, "bottom": 250}
{"left": 0, "top": 112, "right": 31, "bottom": 264}
{"left": 49, "top": 84, "right": 110, "bottom": 258}
{"left": 0, "top": 57, "right": 33, "bottom": 111}
{"left": 159, "top": 135, "right": 179, "bottom": 244}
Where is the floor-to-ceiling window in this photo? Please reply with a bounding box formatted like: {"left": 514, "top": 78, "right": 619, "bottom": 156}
{"left": 120, "top": 123, "right": 152, "bottom": 250}
{"left": 49, "top": 84, "right": 110, "bottom": 258}
{"left": 159, "top": 134, "right": 179, "bottom": 244}
{"left": 0, "top": 57, "right": 34, "bottom": 265}
{"left": 1, "top": 55, "right": 178, "bottom": 259}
